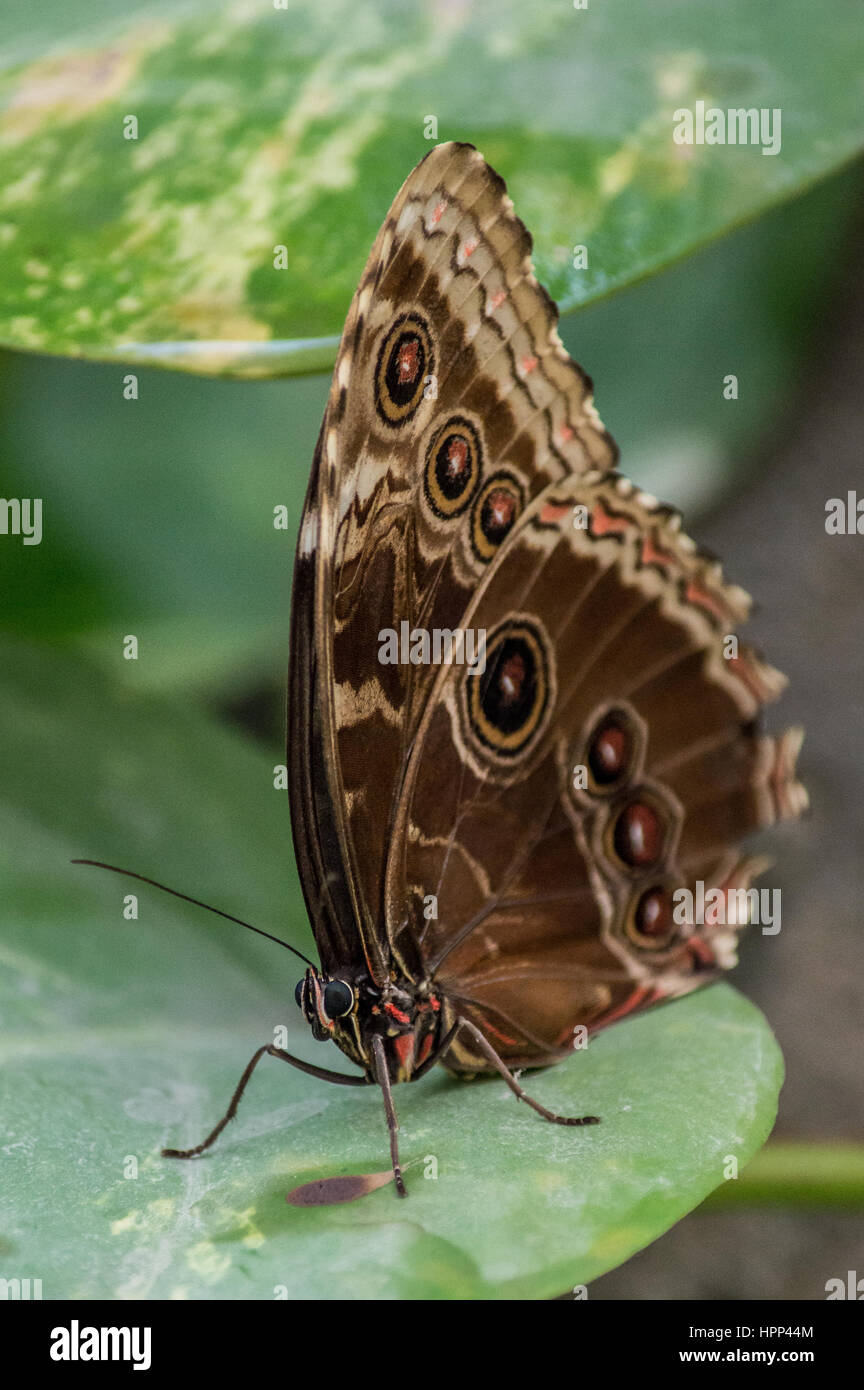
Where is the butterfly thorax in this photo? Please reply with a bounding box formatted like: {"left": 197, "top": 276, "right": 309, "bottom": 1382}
{"left": 295, "top": 966, "right": 443, "bottom": 1083}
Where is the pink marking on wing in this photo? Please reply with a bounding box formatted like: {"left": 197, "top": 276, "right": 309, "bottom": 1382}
{"left": 727, "top": 653, "right": 772, "bottom": 703}
{"left": 686, "top": 937, "right": 717, "bottom": 968}
{"left": 590, "top": 501, "right": 631, "bottom": 537}
{"left": 640, "top": 534, "right": 675, "bottom": 571}
{"left": 539, "top": 500, "right": 572, "bottom": 525}
{"left": 595, "top": 983, "right": 659, "bottom": 1029}
{"left": 685, "top": 580, "right": 729, "bottom": 623}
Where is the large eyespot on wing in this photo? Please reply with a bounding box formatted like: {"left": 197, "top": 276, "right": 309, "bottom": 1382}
{"left": 422, "top": 415, "right": 483, "bottom": 518}
{"left": 461, "top": 617, "right": 554, "bottom": 764}
{"left": 570, "top": 699, "right": 647, "bottom": 799}
{"left": 470, "top": 471, "right": 524, "bottom": 562}
{"left": 596, "top": 780, "right": 683, "bottom": 879}
{"left": 626, "top": 880, "right": 680, "bottom": 952}
{"left": 374, "top": 311, "right": 436, "bottom": 427}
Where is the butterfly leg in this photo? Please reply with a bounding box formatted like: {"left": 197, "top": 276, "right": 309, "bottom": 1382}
{"left": 162, "top": 1044, "right": 369, "bottom": 1159}
{"left": 370, "top": 1034, "right": 407, "bottom": 1197}
{"left": 432, "top": 1019, "right": 600, "bottom": 1127}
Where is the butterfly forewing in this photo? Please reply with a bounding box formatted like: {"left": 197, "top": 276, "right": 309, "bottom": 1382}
{"left": 289, "top": 142, "right": 617, "bottom": 977}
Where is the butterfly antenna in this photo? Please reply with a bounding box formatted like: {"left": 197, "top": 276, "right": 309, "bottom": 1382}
{"left": 71, "top": 859, "right": 317, "bottom": 969}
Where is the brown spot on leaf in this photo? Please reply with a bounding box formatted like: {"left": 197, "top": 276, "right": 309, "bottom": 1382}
{"left": 286, "top": 1171, "right": 395, "bottom": 1207}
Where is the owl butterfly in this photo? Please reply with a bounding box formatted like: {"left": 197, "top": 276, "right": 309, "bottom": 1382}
{"left": 134, "top": 143, "right": 807, "bottom": 1197}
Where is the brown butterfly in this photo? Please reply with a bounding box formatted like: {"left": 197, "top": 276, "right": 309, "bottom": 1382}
{"left": 85, "top": 142, "right": 806, "bottom": 1198}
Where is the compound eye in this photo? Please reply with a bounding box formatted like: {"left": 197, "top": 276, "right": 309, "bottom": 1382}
{"left": 323, "top": 979, "right": 354, "bottom": 1019}
{"left": 294, "top": 980, "right": 304, "bottom": 1010}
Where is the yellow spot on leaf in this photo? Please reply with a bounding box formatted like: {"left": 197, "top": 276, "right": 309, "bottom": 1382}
{"left": 0, "top": 168, "right": 43, "bottom": 208}
{"left": 536, "top": 1170, "right": 568, "bottom": 1196}
{"left": 186, "top": 1240, "right": 231, "bottom": 1283}
{"left": 168, "top": 301, "right": 270, "bottom": 341}
{"left": 211, "top": 1204, "right": 266, "bottom": 1251}
{"left": 111, "top": 1210, "right": 141, "bottom": 1235}
{"left": 0, "top": 26, "right": 170, "bottom": 146}
{"left": 9, "top": 315, "right": 45, "bottom": 347}
{"left": 110, "top": 1197, "right": 175, "bottom": 1237}
{"left": 148, "top": 1198, "right": 175, "bottom": 1223}
{"left": 590, "top": 1225, "right": 646, "bottom": 1263}
{"left": 599, "top": 147, "right": 638, "bottom": 200}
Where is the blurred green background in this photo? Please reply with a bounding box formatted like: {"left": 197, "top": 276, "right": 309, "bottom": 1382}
{"left": 1, "top": 0, "right": 863, "bottom": 1300}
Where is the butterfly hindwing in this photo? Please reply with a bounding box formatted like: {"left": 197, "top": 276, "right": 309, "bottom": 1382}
{"left": 383, "top": 472, "right": 806, "bottom": 1069}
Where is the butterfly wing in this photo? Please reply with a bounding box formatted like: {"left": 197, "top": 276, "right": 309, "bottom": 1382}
{"left": 384, "top": 472, "right": 806, "bottom": 1069}
{"left": 289, "top": 142, "right": 617, "bottom": 980}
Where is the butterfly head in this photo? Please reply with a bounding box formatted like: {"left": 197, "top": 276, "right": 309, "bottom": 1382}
{"left": 294, "top": 966, "right": 355, "bottom": 1041}
{"left": 293, "top": 965, "right": 444, "bottom": 1082}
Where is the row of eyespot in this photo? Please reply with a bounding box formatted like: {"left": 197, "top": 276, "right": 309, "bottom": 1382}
{"left": 587, "top": 713, "right": 680, "bottom": 945}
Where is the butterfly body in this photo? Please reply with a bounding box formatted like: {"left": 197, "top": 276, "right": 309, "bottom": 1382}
{"left": 295, "top": 964, "right": 444, "bottom": 1084}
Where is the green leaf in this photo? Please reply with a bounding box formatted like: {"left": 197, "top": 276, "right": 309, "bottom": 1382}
{"left": 0, "top": 0, "right": 861, "bottom": 374}
{"left": 1, "top": 642, "right": 782, "bottom": 1298}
